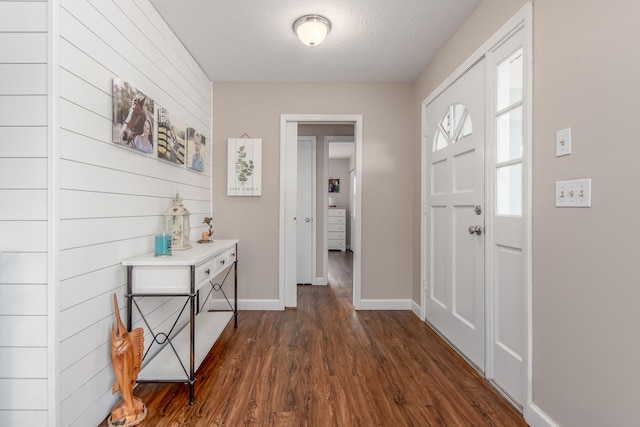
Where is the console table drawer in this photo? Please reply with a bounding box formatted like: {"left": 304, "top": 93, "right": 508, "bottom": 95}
{"left": 131, "top": 265, "right": 189, "bottom": 294}
{"left": 125, "top": 240, "right": 238, "bottom": 294}
{"left": 195, "top": 260, "right": 214, "bottom": 287}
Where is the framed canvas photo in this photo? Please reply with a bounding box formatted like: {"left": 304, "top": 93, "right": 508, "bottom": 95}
{"left": 186, "top": 127, "right": 206, "bottom": 172}
{"left": 112, "top": 78, "right": 155, "bottom": 154}
{"left": 157, "top": 106, "right": 186, "bottom": 165}
{"left": 227, "top": 138, "right": 262, "bottom": 196}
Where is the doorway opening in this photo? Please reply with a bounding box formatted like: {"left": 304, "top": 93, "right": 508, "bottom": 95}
{"left": 279, "top": 114, "right": 363, "bottom": 310}
{"left": 324, "top": 134, "right": 355, "bottom": 301}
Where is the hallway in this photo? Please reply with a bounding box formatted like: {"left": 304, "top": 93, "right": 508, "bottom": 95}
{"left": 100, "top": 254, "right": 526, "bottom": 426}
{"left": 327, "top": 249, "right": 354, "bottom": 306}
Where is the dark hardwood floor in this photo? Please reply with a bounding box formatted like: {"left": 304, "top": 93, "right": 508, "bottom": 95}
{"left": 100, "top": 250, "right": 527, "bottom": 426}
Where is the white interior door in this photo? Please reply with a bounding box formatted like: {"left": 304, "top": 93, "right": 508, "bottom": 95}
{"left": 425, "top": 59, "right": 486, "bottom": 370}
{"left": 296, "top": 136, "right": 315, "bottom": 284}
{"left": 283, "top": 122, "right": 298, "bottom": 307}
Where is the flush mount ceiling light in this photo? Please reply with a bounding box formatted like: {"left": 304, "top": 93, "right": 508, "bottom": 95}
{"left": 293, "top": 15, "right": 331, "bottom": 47}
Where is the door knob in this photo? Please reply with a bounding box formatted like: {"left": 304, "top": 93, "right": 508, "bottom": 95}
{"left": 305, "top": 217, "right": 311, "bottom": 223}
{"left": 468, "top": 225, "right": 482, "bottom": 235}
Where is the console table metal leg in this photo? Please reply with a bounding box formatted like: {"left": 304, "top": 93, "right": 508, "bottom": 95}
{"left": 234, "top": 260, "right": 238, "bottom": 328}
{"left": 189, "top": 265, "right": 196, "bottom": 405}
{"left": 126, "top": 266, "right": 133, "bottom": 331}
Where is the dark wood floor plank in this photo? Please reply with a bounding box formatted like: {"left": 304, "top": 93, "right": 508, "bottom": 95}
{"left": 99, "top": 251, "right": 527, "bottom": 426}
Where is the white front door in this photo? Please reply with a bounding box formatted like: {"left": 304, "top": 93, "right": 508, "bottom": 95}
{"left": 296, "top": 136, "right": 315, "bottom": 284}
{"left": 487, "top": 28, "right": 527, "bottom": 406}
{"left": 425, "top": 59, "right": 486, "bottom": 370}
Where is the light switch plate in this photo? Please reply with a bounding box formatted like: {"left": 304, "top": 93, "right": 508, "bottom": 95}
{"left": 556, "top": 128, "right": 572, "bottom": 157}
{"left": 556, "top": 179, "right": 591, "bottom": 207}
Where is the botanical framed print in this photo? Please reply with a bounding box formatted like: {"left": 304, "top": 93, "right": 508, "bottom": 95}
{"left": 227, "top": 138, "right": 262, "bottom": 196}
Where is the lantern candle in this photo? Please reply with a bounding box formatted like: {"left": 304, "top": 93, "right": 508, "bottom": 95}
{"left": 154, "top": 233, "right": 172, "bottom": 256}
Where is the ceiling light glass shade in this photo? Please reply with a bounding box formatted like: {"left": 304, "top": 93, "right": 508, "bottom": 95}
{"left": 293, "top": 15, "right": 331, "bottom": 47}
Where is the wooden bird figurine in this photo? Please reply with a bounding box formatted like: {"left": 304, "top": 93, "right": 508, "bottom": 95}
{"left": 109, "top": 294, "right": 146, "bottom": 426}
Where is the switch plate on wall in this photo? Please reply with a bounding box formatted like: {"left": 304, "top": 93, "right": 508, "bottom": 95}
{"left": 556, "top": 128, "right": 572, "bottom": 157}
{"left": 556, "top": 179, "right": 591, "bottom": 207}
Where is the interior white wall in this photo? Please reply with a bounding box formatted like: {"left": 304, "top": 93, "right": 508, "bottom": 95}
{"left": 0, "top": 1, "right": 49, "bottom": 426}
{"left": 1, "top": 0, "right": 213, "bottom": 425}
{"left": 328, "top": 158, "right": 351, "bottom": 248}
{"left": 328, "top": 159, "right": 350, "bottom": 209}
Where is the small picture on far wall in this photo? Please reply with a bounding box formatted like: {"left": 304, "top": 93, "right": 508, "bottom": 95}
{"left": 328, "top": 178, "right": 340, "bottom": 193}
{"left": 186, "top": 127, "right": 205, "bottom": 172}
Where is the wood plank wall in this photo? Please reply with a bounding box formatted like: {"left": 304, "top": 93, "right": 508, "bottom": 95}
{"left": 0, "top": 1, "right": 49, "bottom": 425}
{"left": 2, "top": 0, "right": 212, "bottom": 426}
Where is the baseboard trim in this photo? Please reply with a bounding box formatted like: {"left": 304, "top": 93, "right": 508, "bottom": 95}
{"left": 526, "top": 403, "right": 557, "bottom": 427}
{"left": 358, "top": 299, "right": 412, "bottom": 310}
{"left": 209, "top": 299, "right": 281, "bottom": 311}
{"left": 314, "top": 277, "right": 327, "bottom": 286}
{"left": 411, "top": 300, "right": 421, "bottom": 318}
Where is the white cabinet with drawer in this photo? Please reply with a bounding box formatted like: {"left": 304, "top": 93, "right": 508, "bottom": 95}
{"left": 328, "top": 208, "right": 346, "bottom": 251}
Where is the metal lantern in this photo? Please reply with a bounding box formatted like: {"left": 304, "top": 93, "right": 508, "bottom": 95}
{"left": 164, "top": 191, "right": 191, "bottom": 251}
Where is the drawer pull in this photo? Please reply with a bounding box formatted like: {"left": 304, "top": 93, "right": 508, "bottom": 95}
{"left": 231, "top": 253, "right": 235, "bottom": 257}
{"left": 220, "top": 259, "right": 226, "bottom": 265}
{"left": 205, "top": 269, "right": 210, "bottom": 275}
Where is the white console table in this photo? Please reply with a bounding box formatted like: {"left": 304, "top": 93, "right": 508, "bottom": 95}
{"left": 122, "top": 239, "right": 238, "bottom": 405}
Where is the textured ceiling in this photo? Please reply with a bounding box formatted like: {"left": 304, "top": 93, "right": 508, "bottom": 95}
{"left": 149, "top": 0, "right": 480, "bottom": 82}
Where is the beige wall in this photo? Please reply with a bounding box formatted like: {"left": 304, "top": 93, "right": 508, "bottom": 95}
{"left": 414, "top": 0, "right": 640, "bottom": 425}
{"left": 212, "top": 83, "right": 414, "bottom": 301}
{"left": 532, "top": 0, "right": 640, "bottom": 425}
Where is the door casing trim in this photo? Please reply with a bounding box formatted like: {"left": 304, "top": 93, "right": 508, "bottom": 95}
{"left": 279, "top": 114, "right": 363, "bottom": 309}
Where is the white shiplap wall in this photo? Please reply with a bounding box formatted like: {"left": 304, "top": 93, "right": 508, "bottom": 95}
{"left": 0, "top": 1, "right": 49, "bottom": 426}
{"left": 3, "top": 0, "right": 213, "bottom": 426}
{"left": 57, "top": 0, "right": 212, "bottom": 424}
